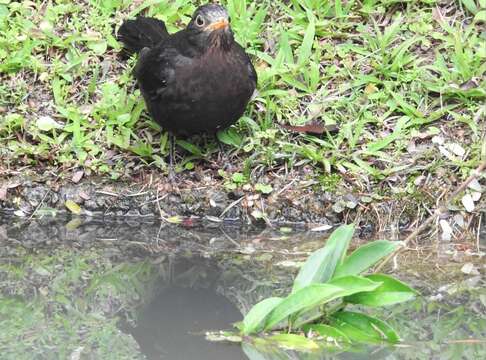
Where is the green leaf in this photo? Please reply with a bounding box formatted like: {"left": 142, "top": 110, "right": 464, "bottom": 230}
{"left": 87, "top": 40, "right": 108, "bottom": 55}
{"left": 231, "top": 172, "right": 246, "bottom": 183}
{"left": 297, "top": 10, "right": 315, "bottom": 66}
{"left": 176, "top": 140, "right": 202, "bottom": 156}
{"left": 241, "top": 297, "right": 283, "bottom": 335}
{"left": 265, "top": 277, "right": 379, "bottom": 331}
{"left": 129, "top": 142, "right": 152, "bottom": 157}
{"left": 328, "top": 275, "right": 382, "bottom": 294}
{"left": 344, "top": 274, "right": 417, "bottom": 307}
{"left": 255, "top": 183, "right": 273, "bottom": 194}
{"left": 264, "top": 284, "right": 343, "bottom": 330}
{"left": 333, "top": 241, "right": 398, "bottom": 279}
{"left": 266, "top": 334, "right": 319, "bottom": 351}
{"left": 302, "top": 324, "right": 351, "bottom": 343}
{"left": 474, "top": 10, "right": 486, "bottom": 22}
{"left": 217, "top": 128, "right": 243, "bottom": 147}
{"left": 241, "top": 343, "right": 269, "bottom": 360}
{"left": 278, "top": 30, "right": 294, "bottom": 65}
{"left": 366, "top": 117, "right": 409, "bottom": 153}
{"left": 292, "top": 224, "right": 354, "bottom": 292}
{"left": 460, "top": 0, "right": 479, "bottom": 14}
{"left": 331, "top": 311, "right": 399, "bottom": 343}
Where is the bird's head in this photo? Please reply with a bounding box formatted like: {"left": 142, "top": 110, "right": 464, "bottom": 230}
{"left": 187, "top": 4, "right": 234, "bottom": 51}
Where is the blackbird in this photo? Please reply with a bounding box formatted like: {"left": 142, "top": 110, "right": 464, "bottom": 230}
{"left": 117, "top": 4, "right": 257, "bottom": 167}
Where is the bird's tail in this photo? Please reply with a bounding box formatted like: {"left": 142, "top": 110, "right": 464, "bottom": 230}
{"left": 117, "top": 16, "right": 169, "bottom": 54}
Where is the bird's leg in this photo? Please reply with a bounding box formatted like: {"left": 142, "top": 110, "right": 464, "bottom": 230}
{"left": 214, "top": 133, "right": 225, "bottom": 163}
{"left": 168, "top": 134, "right": 176, "bottom": 182}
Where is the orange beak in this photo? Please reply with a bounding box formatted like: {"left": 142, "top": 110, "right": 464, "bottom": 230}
{"left": 206, "top": 19, "right": 229, "bottom": 31}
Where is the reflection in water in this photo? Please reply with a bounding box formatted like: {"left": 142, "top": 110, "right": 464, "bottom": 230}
{"left": 125, "top": 259, "right": 246, "bottom": 360}
{"left": 0, "top": 217, "right": 484, "bottom": 359}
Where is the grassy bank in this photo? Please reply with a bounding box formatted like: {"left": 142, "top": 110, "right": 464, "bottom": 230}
{"left": 0, "top": 0, "right": 485, "bottom": 223}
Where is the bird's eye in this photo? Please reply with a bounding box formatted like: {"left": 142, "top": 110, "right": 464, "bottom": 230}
{"left": 195, "top": 15, "right": 205, "bottom": 27}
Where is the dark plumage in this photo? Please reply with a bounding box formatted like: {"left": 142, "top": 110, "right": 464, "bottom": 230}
{"left": 117, "top": 4, "right": 257, "bottom": 137}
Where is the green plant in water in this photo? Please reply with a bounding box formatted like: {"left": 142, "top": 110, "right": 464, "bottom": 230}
{"left": 236, "top": 224, "right": 417, "bottom": 350}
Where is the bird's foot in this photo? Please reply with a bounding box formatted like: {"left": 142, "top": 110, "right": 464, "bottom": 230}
{"left": 167, "top": 167, "right": 176, "bottom": 183}
{"left": 167, "top": 133, "right": 178, "bottom": 184}
{"left": 214, "top": 134, "right": 227, "bottom": 164}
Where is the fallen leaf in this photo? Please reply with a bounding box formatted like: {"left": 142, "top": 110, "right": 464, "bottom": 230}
{"left": 65, "top": 200, "right": 82, "bottom": 214}
{"left": 39, "top": 20, "right": 53, "bottom": 33}
{"left": 439, "top": 219, "right": 453, "bottom": 241}
{"left": 79, "top": 191, "right": 90, "bottom": 200}
{"left": 36, "top": 116, "right": 63, "bottom": 131}
{"left": 279, "top": 227, "right": 293, "bottom": 234}
{"left": 453, "top": 214, "right": 464, "bottom": 228}
{"left": 364, "top": 83, "right": 377, "bottom": 95}
{"left": 468, "top": 178, "right": 482, "bottom": 192}
{"left": 414, "top": 175, "right": 426, "bottom": 186}
{"left": 439, "top": 145, "right": 456, "bottom": 161}
{"left": 461, "top": 263, "right": 479, "bottom": 275}
{"left": 276, "top": 260, "right": 302, "bottom": 268}
{"left": 38, "top": 286, "right": 49, "bottom": 296}
{"left": 471, "top": 191, "right": 482, "bottom": 202}
{"left": 445, "top": 143, "right": 466, "bottom": 157}
{"left": 461, "top": 194, "right": 475, "bottom": 212}
{"left": 0, "top": 187, "right": 6, "bottom": 201}
{"left": 432, "top": 135, "right": 444, "bottom": 145}
{"left": 310, "top": 224, "right": 333, "bottom": 232}
{"left": 66, "top": 218, "right": 83, "bottom": 230}
{"left": 70, "top": 346, "right": 84, "bottom": 360}
{"left": 241, "top": 245, "right": 256, "bottom": 254}
{"left": 166, "top": 215, "right": 182, "bottom": 224}
{"left": 34, "top": 266, "right": 51, "bottom": 276}
{"left": 14, "top": 210, "right": 26, "bottom": 217}
{"left": 251, "top": 209, "right": 265, "bottom": 219}
{"left": 280, "top": 121, "right": 339, "bottom": 135}
{"left": 72, "top": 170, "right": 84, "bottom": 183}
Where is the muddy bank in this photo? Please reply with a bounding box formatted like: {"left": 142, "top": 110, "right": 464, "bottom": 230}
{"left": 0, "top": 174, "right": 343, "bottom": 223}
{"left": 0, "top": 173, "right": 477, "bottom": 227}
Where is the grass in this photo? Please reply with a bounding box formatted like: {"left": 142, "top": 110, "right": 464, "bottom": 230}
{"left": 0, "top": 0, "right": 484, "bottom": 194}
{"left": 0, "top": 245, "right": 155, "bottom": 359}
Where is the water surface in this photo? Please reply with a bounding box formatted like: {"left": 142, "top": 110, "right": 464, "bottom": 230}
{"left": 0, "top": 217, "right": 484, "bottom": 359}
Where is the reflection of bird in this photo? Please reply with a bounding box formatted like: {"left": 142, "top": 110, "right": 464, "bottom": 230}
{"left": 117, "top": 4, "right": 257, "bottom": 171}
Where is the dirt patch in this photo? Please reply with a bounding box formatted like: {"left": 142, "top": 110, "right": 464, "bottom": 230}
{"left": 1, "top": 172, "right": 484, "bottom": 244}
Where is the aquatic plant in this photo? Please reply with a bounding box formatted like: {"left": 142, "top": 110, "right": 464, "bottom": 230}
{"left": 236, "top": 224, "right": 417, "bottom": 350}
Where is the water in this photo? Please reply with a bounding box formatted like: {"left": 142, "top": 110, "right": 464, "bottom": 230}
{"left": 125, "top": 261, "right": 246, "bottom": 360}
{"left": 0, "top": 216, "right": 484, "bottom": 359}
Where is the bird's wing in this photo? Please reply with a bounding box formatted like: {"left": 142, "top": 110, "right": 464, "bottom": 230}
{"left": 134, "top": 43, "right": 191, "bottom": 101}
{"left": 233, "top": 43, "right": 258, "bottom": 86}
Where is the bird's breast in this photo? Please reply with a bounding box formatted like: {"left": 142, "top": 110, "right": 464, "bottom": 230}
{"left": 175, "top": 49, "right": 252, "bottom": 101}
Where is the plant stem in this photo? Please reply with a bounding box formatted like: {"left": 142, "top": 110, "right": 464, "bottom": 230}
{"left": 293, "top": 302, "right": 347, "bottom": 329}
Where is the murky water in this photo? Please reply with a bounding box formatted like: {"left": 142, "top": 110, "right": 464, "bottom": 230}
{"left": 123, "top": 260, "right": 246, "bottom": 360}
{"left": 0, "top": 216, "right": 484, "bottom": 359}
